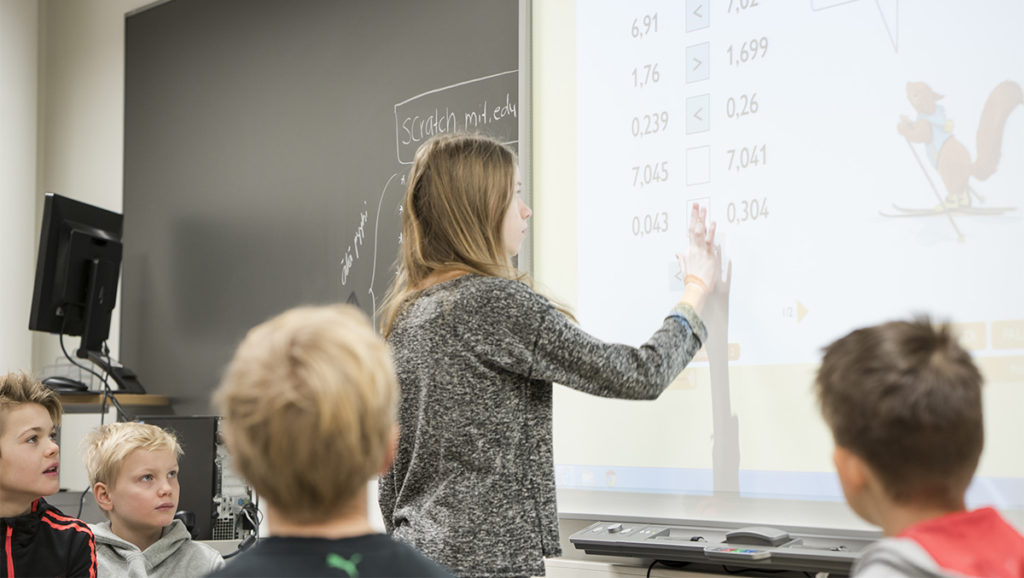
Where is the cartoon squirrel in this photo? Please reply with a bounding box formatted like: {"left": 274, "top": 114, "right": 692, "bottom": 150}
{"left": 898, "top": 80, "right": 1022, "bottom": 207}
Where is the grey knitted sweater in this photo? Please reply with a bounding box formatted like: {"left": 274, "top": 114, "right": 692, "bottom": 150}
{"left": 379, "top": 274, "right": 707, "bottom": 577}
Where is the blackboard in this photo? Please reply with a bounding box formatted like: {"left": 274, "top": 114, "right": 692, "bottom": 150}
{"left": 121, "top": 0, "right": 524, "bottom": 414}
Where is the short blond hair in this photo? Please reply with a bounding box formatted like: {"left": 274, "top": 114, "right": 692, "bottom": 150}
{"left": 213, "top": 304, "right": 397, "bottom": 524}
{"left": 0, "top": 372, "right": 62, "bottom": 454}
{"left": 82, "top": 422, "right": 183, "bottom": 487}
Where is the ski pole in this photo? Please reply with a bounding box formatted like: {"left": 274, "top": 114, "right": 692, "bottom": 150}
{"left": 903, "top": 137, "right": 964, "bottom": 242}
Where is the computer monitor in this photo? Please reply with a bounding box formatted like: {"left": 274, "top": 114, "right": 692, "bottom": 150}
{"left": 29, "top": 193, "right": 144, "bottom": 393}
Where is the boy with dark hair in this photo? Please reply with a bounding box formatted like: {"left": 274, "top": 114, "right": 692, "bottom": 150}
{"left": 816, "top": 317, "right": 1024, "bottom": 576}
{"left": 0, "top": 371, "right": 97, "bottom": 577}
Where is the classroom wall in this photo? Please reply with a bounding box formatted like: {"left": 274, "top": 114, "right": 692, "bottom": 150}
{"left": 0, "top": 0, "right": 38, "bottom": 374}
{"left": 31, "top": 0, "right": 150, "bottom": 374}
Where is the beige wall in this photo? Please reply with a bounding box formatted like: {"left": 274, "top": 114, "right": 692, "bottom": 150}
{"left": 0, "top": 0, "right": 38, "bottom": 373}
{"left": 31, "top": 0, "right": 153, "bottom": 373}
{"left": 1, "top": 0, "right": 151, "bottom": 376}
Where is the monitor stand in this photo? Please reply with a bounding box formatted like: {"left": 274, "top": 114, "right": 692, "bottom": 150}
{"left": 85, "top": 351, "right": 147, "bottom": 394}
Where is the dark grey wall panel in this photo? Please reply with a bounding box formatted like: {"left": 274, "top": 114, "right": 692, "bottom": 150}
{"left": 122, "top": 0, "right": 521, "bottom": 414}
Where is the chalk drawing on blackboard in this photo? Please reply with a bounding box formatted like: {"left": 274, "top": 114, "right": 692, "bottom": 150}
{"left": 339, "top": 200, "right": 370, "bottom": 287}
{"left": 394, "top": 70, "right": 519, "bottom": 164}
{"left": 338, "top": 172, "right": 407, "bottom": 327}
{"left": 368, "top": 172, "right": 404, "bottom": 321}
{"left": 349, "top": 71, "right": 520, "bottom": 325}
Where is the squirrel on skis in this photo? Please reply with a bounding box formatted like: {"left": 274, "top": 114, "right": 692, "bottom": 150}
{"left": 898, "top": 80, "right": 1022, "bottom": 208}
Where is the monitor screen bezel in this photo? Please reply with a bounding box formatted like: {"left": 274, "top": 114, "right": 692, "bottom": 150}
{"left": 28, "top": 192, "right": 124, "bottom": 356}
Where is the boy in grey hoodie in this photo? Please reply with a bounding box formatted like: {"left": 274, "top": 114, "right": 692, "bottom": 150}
{"left": 83, "top": 421, "right": 225, "bottom": 577}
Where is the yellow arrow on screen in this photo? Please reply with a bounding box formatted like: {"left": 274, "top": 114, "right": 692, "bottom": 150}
{"left": 797, "top": 301, "right": 808, "bottom": 322}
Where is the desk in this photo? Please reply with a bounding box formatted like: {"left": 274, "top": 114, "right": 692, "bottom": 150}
{"left": 59, "top": 392, "right": 172, "bottom": 414}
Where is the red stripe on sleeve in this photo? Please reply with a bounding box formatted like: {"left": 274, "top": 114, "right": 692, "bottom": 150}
{"left": 5, "top": 526, "right": 14, "bottom": 577}
{"left": 88, "top": 528, "right": 97, "bottom": 578}
{"left": 42, "top": 509, "right": 88, "bottom": 525}
{"left": 39, "top": 517, "right": 97, "bottom": 578}
{"left": 41, "top": 517, "right": 88, "bottom": 534}
{"left": 41, "top": 512, "right": 93, "bottom": 533}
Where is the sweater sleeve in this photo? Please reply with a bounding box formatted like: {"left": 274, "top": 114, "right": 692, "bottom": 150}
{"left": 852, "top": 537, "right": 952, "bottom": 578}
{"left": 465, "top": 279, "right": 707, "bottom": 400}
{"left": 67, "top": 529, "right": 98, "bottom": 578}
{"left": 378, "top": 470, "right": 397, "bottom": 534}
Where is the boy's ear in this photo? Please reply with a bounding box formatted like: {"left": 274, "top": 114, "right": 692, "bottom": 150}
{"left": 378, "top": 425, "right": 399, "bottom": 476}
{"left": 833, "top": 446, "right": 868, "bottom": 492}
{"left": 93, "top": 482, "right": 114, "bottom": 512}
{"left": 833, "top": 445, "right": 886, "bottom": 526}
{"left": 833, "top": 445, "right": 875, "bottom": 511}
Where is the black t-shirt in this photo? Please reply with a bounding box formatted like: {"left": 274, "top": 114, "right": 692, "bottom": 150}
{"left": 208, "top": 534, "right": 453, "bottom": 578}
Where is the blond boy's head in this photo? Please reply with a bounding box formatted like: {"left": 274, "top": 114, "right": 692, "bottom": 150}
{"left": 0, "top": 371, "right": 62, "bottom": 449}
{"left": 82, "top": 421, "right": 183, "bottom": 488}
{"left": 816, "top": 317, "right": 983, "bottom": 511}
{"left": 213, "top": 304, "right": 398, "bottom": 524}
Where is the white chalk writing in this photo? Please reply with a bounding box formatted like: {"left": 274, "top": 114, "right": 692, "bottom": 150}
{"left": 340, "top": 203, "right": 369, "bottom": 286}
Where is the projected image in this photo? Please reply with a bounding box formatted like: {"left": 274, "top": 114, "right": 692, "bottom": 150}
{"left": 884, "top": 80, "right": 1021, "bottom": 219}
{"left": 566, "top": 0, "right": 1024, "bottom": 528}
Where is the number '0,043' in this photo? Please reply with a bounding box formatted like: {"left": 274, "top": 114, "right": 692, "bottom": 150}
{"left": 631, "top": 212, "right": 669, "bottom": 237}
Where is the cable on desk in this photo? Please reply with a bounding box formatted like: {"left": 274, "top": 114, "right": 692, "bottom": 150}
{"left": 647, "top": 559, "right": 691, "bottom": 577}
{"left": 223, "top": 500, "right": 262, "bottom": 559}
{"left": 722, "top": 564, "right": 790, "bottom": 575}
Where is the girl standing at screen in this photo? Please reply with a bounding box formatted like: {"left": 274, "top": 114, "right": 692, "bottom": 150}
{"left": 377, "top": 133, "right": 718, "bottom": 577}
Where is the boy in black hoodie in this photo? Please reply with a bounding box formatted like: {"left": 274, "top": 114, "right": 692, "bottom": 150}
{"left": 0, "top": 371, "right": 96, "bottom": 577}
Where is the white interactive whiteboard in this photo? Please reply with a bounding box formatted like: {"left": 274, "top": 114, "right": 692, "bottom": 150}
{"left": 544, "top": 0, "right": 1024, "bottom": 531}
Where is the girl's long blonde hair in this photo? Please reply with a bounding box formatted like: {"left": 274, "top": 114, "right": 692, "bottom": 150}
{"left": 379, "top": 133, "right": 525, "bottom": 336}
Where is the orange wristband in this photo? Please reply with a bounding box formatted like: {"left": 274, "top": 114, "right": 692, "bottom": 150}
{"left": 684, "top": 274, "right": 708, "bottom": 291}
